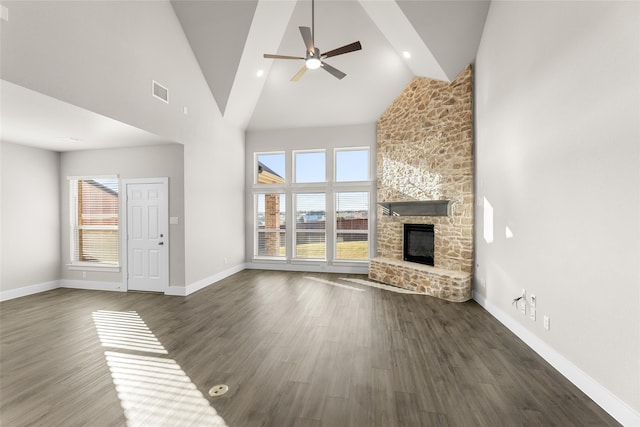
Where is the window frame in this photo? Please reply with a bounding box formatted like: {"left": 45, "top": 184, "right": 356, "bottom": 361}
{"left": 254, "top": 193, "right": 287, "bottom": 260}
{"left": 293, "top": 192, "right": 327, "bottom": 261}
{"left": 68, "top": 175, "right": 121, "bottom": 272}
{"left": 250, "top": 146, "right": 375, "bottom": 267}
{"left": 334, "top": 191, "right": 370, "bottom": 261}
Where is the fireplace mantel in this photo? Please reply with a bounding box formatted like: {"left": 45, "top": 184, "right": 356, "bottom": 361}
{"left": 378, "top": 200, "right": 452, "bottom": 217}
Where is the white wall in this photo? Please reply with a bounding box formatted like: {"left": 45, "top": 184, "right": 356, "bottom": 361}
{"left": 475, "top": 0, "right": 640, "bottom": 420}
{"left": 245, "top": 123, "right": 377, "bottom": 273}
{"left": 60, "top": 144, "right": 185, "bottom": 287}
{"left": 1, "top": 1, "right": 246, "bottom": 291}
{"left": 1, "top": 142, "right": 60, "bottom": 292}
{"left": 183, "top": 117, "right": 245, "bottom": 286}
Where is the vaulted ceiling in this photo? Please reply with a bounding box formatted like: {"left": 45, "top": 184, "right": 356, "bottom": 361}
{"left": 1, "top": 0, "right": 491, "bottom": 152}
{"left": 171, "top": 0, "right": 491, "bottom": 131}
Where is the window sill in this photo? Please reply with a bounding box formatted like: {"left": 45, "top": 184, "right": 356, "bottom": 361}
{"left": 291, "top": 258, "right": 328, "bottom": 264}
{"left": 332, "top": 259, "right": 369, "bottom": 264}
{"left": 252, "top": 257, "right": 287, "bottom": 263}
{"left": 67, "top": 264, "right": 121, "bottom": 273}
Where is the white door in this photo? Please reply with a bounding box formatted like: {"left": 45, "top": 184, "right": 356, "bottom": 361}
{"left": 126, "top": 180, "right": 169, "bottom": 293}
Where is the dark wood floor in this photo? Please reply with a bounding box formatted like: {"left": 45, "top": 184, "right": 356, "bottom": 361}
{"left": 1, "top": 270, "right": 618, "bottom": 426}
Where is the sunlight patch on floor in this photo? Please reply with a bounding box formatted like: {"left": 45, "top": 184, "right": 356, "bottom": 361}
{"left": 340, "top": 277, "right": 421, "bottom": 295}
{"left": 92, "top": 310, "right": 168, "bottom": 354}
{"left": 303, "top": 276, "right": 365, "bottom": 291}
{"left": 93, "top": 310, "right": 227, "bottom": 426}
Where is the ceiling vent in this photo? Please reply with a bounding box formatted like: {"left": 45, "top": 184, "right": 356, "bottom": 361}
{"left": 152, "top": 80, "right": 169, "bottom": 103}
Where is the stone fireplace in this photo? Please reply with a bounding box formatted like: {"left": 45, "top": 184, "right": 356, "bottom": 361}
{"left": 369, "top": 66, "right": 474, "bottom": 302}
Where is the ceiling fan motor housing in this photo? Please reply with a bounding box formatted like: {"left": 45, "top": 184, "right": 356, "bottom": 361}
{"left": 305, "top": 47, "right": 322, "bottom": 69}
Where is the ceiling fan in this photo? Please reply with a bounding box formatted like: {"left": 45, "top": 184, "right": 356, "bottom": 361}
{"left": 263, "top": 0, "right": 362, "bottom": 81}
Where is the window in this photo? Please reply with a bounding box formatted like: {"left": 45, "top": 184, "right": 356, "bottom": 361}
{"left": 70, "top": 177, "right": 119, "bottom": 266}
{"left": 295, "top": 193, "right": 326, "bottom": 259}
{"left": 256, "top": 193, "right": 286, "bottom": 258}
{"left": 257, "top": 153, "right": 285, "bottom": 184}
{"left": 294, "top": 150, "right": 326, "bottom": 183}
{"left": 335, "top": 192, "right": 369, "bottom": 260}
{"left": 335, "top": 148, "right": 369, "bottom": 182}
{"left": 252, "top": 147, "right": 373, "bottom": 265}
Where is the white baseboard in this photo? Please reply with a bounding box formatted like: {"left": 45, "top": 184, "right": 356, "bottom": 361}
{"left": 473, "top": 291, "right": 640, "bottom": 426}
{"left": 169, "top": 263, "right": 247, "bottom": 297}
{"left": 0, "top": 280, "right": 61, "bottom": 302}
{"left": 60, "top": 280, "right": 125, "bottom": 292}
{"left": 164, "top": 286, "right": 188, "bottom": 296}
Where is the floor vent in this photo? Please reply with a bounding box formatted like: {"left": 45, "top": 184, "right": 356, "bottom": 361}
{"left": 152, "top": 80, "right": 169, "bottom": 103}
{"left": 208, "top": 384, "right": 229, "bottom": 397}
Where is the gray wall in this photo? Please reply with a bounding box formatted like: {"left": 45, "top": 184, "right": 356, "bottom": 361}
{"left": 60, "top": 144, "right": 185, "bottom": 287}
{"left": 2, "top": 1, "right": 199, "bottom": 145}
{"left": 1, "top": 1, "right": 246, "bottom": 290}
{"left": 1, "top": 142, "right": 60, "bottom": 291}
{"left": 475, "top": 1, "right": 639, "bottom": 414}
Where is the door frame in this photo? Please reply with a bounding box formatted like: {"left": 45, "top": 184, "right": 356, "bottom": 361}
{"left": 121, "top": 177, "right": 170, "bottom": 293}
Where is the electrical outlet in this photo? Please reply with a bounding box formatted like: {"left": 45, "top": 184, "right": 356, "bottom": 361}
{"left": 544, "top": 316, "right": 550, "bottom": 331}
{"left": 530, "top": 307, "right": 536, "bottom": 321}
{"left": 224, "top": 257, "right": 228, "bottom": 265}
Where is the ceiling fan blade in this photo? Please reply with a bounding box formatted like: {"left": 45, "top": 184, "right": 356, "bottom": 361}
{"left": 291, "top": 65, "right": 308, "bottom": 82}
{"left": 299, "top": 26, "right": 314, "bottom": 53}
{"left": 321, "top": 62, "right": 346, "bottom": 80}
{"left": 264, "top": 54, "right": 304, "bottom": 60}
{"left": 322, "top": 41, "right": 362, "bottom": 59}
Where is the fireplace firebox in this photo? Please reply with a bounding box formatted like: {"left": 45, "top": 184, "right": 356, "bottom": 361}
{"left": 403, "top": 224, "right": 435, "bottom": 266}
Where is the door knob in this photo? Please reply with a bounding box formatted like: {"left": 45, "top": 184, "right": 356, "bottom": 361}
{"left": 158, "top": 242, "right": 164, "bottom": 246}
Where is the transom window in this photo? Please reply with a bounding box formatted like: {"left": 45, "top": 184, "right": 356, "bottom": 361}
{"left": 294, "top": 150, "right": 326, "bottom": 183}
{"left": 256, "top": 152, "right": 285, "bottom": 184}
{"left": 335, "top": 148, "right": 369, "bottom": 182}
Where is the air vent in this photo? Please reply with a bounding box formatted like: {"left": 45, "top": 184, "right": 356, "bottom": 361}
{"left": 152, "top": 80, "right": 169, "bottom": 103}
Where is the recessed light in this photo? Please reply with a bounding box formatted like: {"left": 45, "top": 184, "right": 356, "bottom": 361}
{"left": 256, "top": 69, "right": 264, "bottom": 77}
{"left": 402, "top": 51, "right": 411, "bottom": 59}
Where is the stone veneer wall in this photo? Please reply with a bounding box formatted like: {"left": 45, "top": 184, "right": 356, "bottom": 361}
{"left": 371, "top": 66, "right": 473, "bottom": 301}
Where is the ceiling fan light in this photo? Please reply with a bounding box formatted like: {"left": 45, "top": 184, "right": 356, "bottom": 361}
{"left": 306, "top": 58, "right": 321, "bottom": 69}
